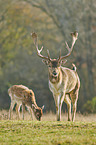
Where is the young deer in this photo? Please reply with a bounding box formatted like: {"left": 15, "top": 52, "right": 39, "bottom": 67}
{"left": 8, "top": 85, "right": 44, "bottom": 121}
{"left": 32, "top": 31, "right": 80, "bottom": 122}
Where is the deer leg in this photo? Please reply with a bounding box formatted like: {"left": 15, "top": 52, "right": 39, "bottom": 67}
{"left": 26, "top": 106, "right": 33, "bottom": 120}
{"left": 54, "top": 96, "right": 59, "bottom": 121}
{"left": 70, "top": 92, "right": 78, "bottom": 122}
{"left": 9, "top": 101, "right": 15, "bottom": 120}
{"left": 16, "top": 104, "right": 21, "bottom": 120}
{"left": 64, "top": 94, "right": 72, "bottom": 121}
{"left": 54, "top": 93, "right": 64, "bottom": 121}
{"left": 57, "top": 102, "right": 61, "bottom": 121}
{"left": 27, "top": 107, "right": 33, "bottom": 120}
{"left": 72, "top": 101, "right": 77, "bottom": 122}
{"left": 22, "top": 103, "right": 25, "bottom": 120}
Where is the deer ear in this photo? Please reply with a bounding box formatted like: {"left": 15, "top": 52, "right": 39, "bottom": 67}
{"left": 42, "top": 105, "right": 44, "bottom": 110}
{"left": 42, "top": 59, "right": 48, "bottom": 65}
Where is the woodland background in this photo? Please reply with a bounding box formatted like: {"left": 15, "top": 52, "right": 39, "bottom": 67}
{"left": 0, "top": 0, "right": 96, "bottom": 113}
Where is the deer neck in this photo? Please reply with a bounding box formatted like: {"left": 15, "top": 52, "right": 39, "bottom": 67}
{"left": 49, "top": 68, "right": 62, "bottom": 85}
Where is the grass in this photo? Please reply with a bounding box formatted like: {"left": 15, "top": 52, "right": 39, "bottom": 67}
{"left": 0, "top": 111, "right": 96, "bottom": 145}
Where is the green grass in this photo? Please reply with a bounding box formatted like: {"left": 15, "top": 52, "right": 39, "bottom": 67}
{"left": 0, "top": 120, "right": 96, "bottom": 145}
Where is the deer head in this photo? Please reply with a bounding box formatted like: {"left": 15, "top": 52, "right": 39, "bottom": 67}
{"left": 32, "top": 104, "right": 44, "bottom": 121}
{"left": 31, "top": 32, "right": 78, "bottom": 82}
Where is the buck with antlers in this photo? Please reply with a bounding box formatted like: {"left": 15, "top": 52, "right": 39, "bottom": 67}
{"left": 32, "top": 32, "right": 80, "bottom": 121}
{"left": 8, "top": 85, "right": 44, "bottom": 121}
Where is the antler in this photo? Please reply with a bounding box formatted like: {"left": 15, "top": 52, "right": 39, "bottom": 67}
{"left": 31, "top": 32, "right": 50, "bottom": 60}
{"left": 59, "top": 31, "right": 78, "bottom": 60}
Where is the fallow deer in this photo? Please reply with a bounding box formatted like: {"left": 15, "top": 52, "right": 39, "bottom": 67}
{"left": 32, "top": 31, "right": 80, "bottom": 122}
{"left": 8, "top": 85, "right": 44, "bottom": 121}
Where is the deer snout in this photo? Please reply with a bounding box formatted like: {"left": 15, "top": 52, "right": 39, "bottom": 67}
{"left": 53, "top": 71, "right": 57, "bottom": 76}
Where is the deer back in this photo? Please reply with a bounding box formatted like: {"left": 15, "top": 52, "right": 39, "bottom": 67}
{"left": 8, "top": 85, "right": 36, "bottom": 106}
{"left": 61, "top": 67, "right": 80, "bottom": 93}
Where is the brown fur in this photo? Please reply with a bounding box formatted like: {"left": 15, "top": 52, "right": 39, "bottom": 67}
{"left": 32, "top": 31, "right": 80, "bottom": 121}
{"left": 48, "top": 65, "right": 80, "bottom": 121}
{"left": 8, "top": 85, "right": 44, "bottom": 121}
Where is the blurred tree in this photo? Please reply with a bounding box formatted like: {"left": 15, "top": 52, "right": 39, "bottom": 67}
{"left": 0, "top": 0, "right": 96, "bottom": 113}
{"left": 83, "top": 96, "right": 96, "bottom": 113}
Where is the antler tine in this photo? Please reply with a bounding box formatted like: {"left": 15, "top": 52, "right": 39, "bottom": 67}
{"left": 47, "top": 49, "right": 51, "bottom": 60}
{"left": 31, "top": 32, "right": 49, "bottom": 60}
{"left": 58, "top": 49, "right": 61, "bottom": 61}
{"left": 60, "top": 31, "right": 78, "bottom": 60}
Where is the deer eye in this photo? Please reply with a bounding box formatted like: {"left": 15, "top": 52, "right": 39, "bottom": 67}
{"left": 48, "top": 65, "right": 51, "bottom": 68}
{"left": 30, "top": 92, "right": 32, "bottom": 95}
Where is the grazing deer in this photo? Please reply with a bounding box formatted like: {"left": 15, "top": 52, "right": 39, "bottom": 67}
{"left": 8, "top": 85, "right": 44, "bottom": 121}
{"left": 32, "top": 31, "right": 80, "bottom": 122}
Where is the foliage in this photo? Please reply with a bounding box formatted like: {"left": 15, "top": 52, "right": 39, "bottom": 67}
{"left": 0, "top": 0, "right": 96, "bottom": 113}
{"left": 0, "top": 120, "right": 96, "bottom": 145}
{"left": 83, "top": 97, "right": 96, "bottom": 113}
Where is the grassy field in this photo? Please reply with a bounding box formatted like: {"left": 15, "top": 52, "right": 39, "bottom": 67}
{"left": 0, "top": 111, "right": 96, "bottom": 145}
